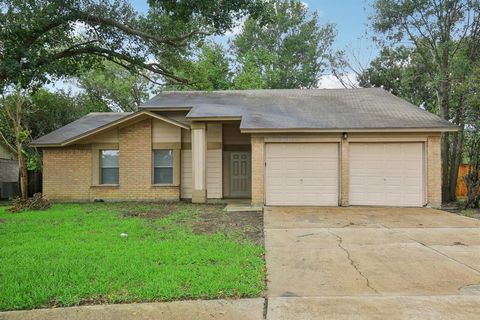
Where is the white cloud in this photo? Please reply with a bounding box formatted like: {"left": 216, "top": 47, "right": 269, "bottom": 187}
{"left": 318, "top": 73, "right": 358, "bottom": 89}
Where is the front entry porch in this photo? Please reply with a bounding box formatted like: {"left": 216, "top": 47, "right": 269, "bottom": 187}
{"left": 190, "top": 121, "right": 252, "bottom": 204}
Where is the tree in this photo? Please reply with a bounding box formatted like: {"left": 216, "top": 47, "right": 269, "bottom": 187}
{"left": 166, "top": 43, "right": 234, "bottom": 90}
{"left": 358, "top": 46, "right": 436, "bottom": 112}
{"left": 231, "top": 0, "right": 336, "bottom": 89}
{"left": 0, "top": 0, "right": 265, "bottom": 198}
{"left": 371, "top": 0, "right": 480, "bottom": 202}
{"left": 76, "top": 61, "right": 154, "bottom": 112}
{"left": 233, "top": 53, "right": 267, "bottom": 89}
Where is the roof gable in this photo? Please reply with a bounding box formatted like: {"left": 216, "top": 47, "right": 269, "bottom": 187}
{"left": 31, "top": 111, "right": 190, "bottom": 147}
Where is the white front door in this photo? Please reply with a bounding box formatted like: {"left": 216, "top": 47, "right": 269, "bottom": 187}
{"left": 349, "top": 142, "right": 424, "bottom": 206}
{"left": 265, "top": 143, "right": 339, "bottom": 206}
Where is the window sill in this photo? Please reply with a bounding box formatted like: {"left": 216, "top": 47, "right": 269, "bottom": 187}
{"left": 152, "top": 184, "right": 178, "bottom": 188}
{"left": 91, "top": 184, "right": 120, "bottom": 188}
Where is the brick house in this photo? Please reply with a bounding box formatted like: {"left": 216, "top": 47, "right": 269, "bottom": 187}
{"left": 31, "top": 89, "right": 457, "bottom": 207}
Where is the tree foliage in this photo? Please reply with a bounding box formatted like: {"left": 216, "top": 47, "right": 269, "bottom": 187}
{"left": 231, "top": 0, "right": 336, "bottom": 89}
{"left": 76, "top": 61, "right": 154, "bottom": 112}
{"left": 166, "top": 43, "right": 234, "bottom": 91}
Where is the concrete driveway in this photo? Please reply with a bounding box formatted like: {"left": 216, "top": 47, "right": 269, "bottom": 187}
{"left": 264, "top": 207, "right": 480, "bottom": 319}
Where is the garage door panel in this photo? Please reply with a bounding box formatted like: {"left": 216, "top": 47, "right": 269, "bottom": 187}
{"left": 266, "top": 143, "right": 339, "bottom": 206}
{"left": 349, "top": 143, "right": 424, "bottom": 207}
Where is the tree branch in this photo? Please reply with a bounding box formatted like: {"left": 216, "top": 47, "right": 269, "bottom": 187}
{"left": 76, "top": 13, "right": 210, "bottom": 47}
{"left": 0, "top": 130, "right": 17, "bottom": 155}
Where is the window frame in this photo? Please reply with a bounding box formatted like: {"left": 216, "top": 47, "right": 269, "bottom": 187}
{"left": 100, "top": 149, "right": 119, "bottom": 185}
{"left": 152, "top": 149, "right": 174, "bottom": 185}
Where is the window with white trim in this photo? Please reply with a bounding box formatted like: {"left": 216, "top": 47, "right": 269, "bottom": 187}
{"left": 100, "top": 150, "right": 119, "bottom": 184}
{"left": 153, "top": 150, "right": 173, "bottom": 184}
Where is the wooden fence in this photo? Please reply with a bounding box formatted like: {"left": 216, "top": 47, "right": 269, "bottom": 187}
{"left": 456, "top": 164, "right": 479, "bottom": 198}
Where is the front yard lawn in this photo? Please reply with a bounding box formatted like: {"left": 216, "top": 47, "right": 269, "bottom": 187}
{"left": 0, "top": 202, "right": 265, "bottom": 311}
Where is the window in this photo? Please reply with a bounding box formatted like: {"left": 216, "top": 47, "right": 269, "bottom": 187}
{"left": 100, "top": 150, "right": 119, "bottom": 184}
{"left": 153, "top": 150, "right": 173, "bottom": 184}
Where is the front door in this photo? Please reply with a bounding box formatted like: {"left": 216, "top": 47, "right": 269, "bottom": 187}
{"left": 230, "top": 152, "right": 251, "bottom": 198}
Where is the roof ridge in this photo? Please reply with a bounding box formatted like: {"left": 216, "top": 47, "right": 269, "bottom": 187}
{"left": 156, "top": 88, "right": 382, "bottom": 94}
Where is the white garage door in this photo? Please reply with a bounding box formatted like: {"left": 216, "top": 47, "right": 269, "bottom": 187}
{"left": 349, "top": 143, "right": 424, "bottom": 207}
{"left": 265, "top": 143, "right": 339, "bottom": 206}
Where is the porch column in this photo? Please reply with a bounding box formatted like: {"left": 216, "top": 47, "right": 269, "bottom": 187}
{"left": 191, "top": 122, "right": 207, "bottom": 203}
{"left": 251, "top": 135, "right": 265, "bottom": 206}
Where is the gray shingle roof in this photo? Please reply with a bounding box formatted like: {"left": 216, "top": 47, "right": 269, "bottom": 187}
{"left": 140, "top": 88, "right": 457, "bottom": 131}
{"left": 31, "top": 112, "right": 132, "bottom": 146}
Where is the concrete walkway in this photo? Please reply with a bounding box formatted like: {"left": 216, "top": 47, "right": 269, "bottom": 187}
{"left": 264, "top": 207, "right": 480, "bottom": 319}
{"left": 0, "top": 299, "right": 265, "bottom": 320}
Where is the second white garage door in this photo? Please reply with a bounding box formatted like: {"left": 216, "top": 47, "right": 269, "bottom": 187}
{"left": 349, "top": 142, "right": 424, "bottom": 207}
{"left": 265, "top": 143, "right": 339, "bottom": 206}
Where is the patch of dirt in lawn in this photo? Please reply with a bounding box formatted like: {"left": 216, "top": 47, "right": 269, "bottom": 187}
{"left": 191, "top": 206, "right": 264, "bottom": 245}
{"left": 0, "top": 218, "right": 6, "bottom": 224}
{"left": 117, "top": 202, "right": 264, "bottom": 244}
{"left": 120, "top": 202, "right": 182, "bottom": 219}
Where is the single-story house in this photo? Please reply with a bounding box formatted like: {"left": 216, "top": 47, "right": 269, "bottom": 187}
{"left": 31, "top": 88, "right": 457, "bottom": 208}
{"left": 0, "top": 141, "right": 19, "bottom": 199}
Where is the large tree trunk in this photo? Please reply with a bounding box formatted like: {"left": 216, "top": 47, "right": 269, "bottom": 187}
{"left": 12, "top": 90, "right": 29, "bottom": 199}
{"left": 448, "top": 128, "right": 464, "bottom": 201}
{"left": 438, "top": 80, "right": 451, "bottom": 203}
{"left": 17, "top": 141, "right": 28, "bottom": 200}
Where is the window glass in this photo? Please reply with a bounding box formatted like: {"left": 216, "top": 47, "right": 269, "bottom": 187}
{"left": 101, "top": 150, "right": 119, "bottom": 184}
{"left": 154, "top": 150, "right": 173, "bottom": 167}
{"left": 153, "top": 150, "right": 173, "bottom": 184}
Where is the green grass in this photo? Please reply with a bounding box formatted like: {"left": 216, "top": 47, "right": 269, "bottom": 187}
{"left": 461, "top": 208, "right": 480, "bottom": 218}
{"left": 0, "top": 203, "right": 265, "bottom": 311}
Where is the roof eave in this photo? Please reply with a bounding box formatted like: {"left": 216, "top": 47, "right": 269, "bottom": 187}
{"left": 240, "top": 126, "right": 460, "bottom": 133}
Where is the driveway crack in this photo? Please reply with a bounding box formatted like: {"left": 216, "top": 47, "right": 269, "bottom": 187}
{"left": 328, "top": 229, "right": 379, "bottom": 294}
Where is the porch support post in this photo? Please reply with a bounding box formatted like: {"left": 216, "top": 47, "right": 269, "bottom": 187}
{"left": 191, "top": 122, "right": 207, "bottom": 203}
{"left": 340, "top": 136, "right": 349, "bottom": 206}
{"left": 251, "top": 135, "right": 265, "bottom": 206}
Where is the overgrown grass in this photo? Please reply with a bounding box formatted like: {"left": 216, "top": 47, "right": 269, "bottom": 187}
{"left": 0, "top": 202, "right": 265, "bottom": 311}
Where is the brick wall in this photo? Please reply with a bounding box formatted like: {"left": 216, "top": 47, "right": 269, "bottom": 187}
{"left": 427, "top": 135, "right": 442, "bottom": 208}
{"left": 43, "top": 119, "right": 179, "bottom": 201}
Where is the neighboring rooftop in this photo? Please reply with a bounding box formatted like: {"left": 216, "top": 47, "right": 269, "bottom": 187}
{"left": 140, "top": 88, "right": 457, "bottom": 131}
{"left": 31, "top": 112, "right": 132, "bottom": 146}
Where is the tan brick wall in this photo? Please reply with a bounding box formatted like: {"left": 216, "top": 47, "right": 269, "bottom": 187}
{"left": 340, "top": 139, "right": 349, "bottom": 206}
{"left": 43, "top": 146, "right": 92, "bottom": 200}
{"left": 427, "top": 135, "right": 442, "bottom": 208}
{"left": 43, "top": 119, "right": 179, "bottom": 201}
{"left": 251, "top": 135, "right": 265, "bottom": 205}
